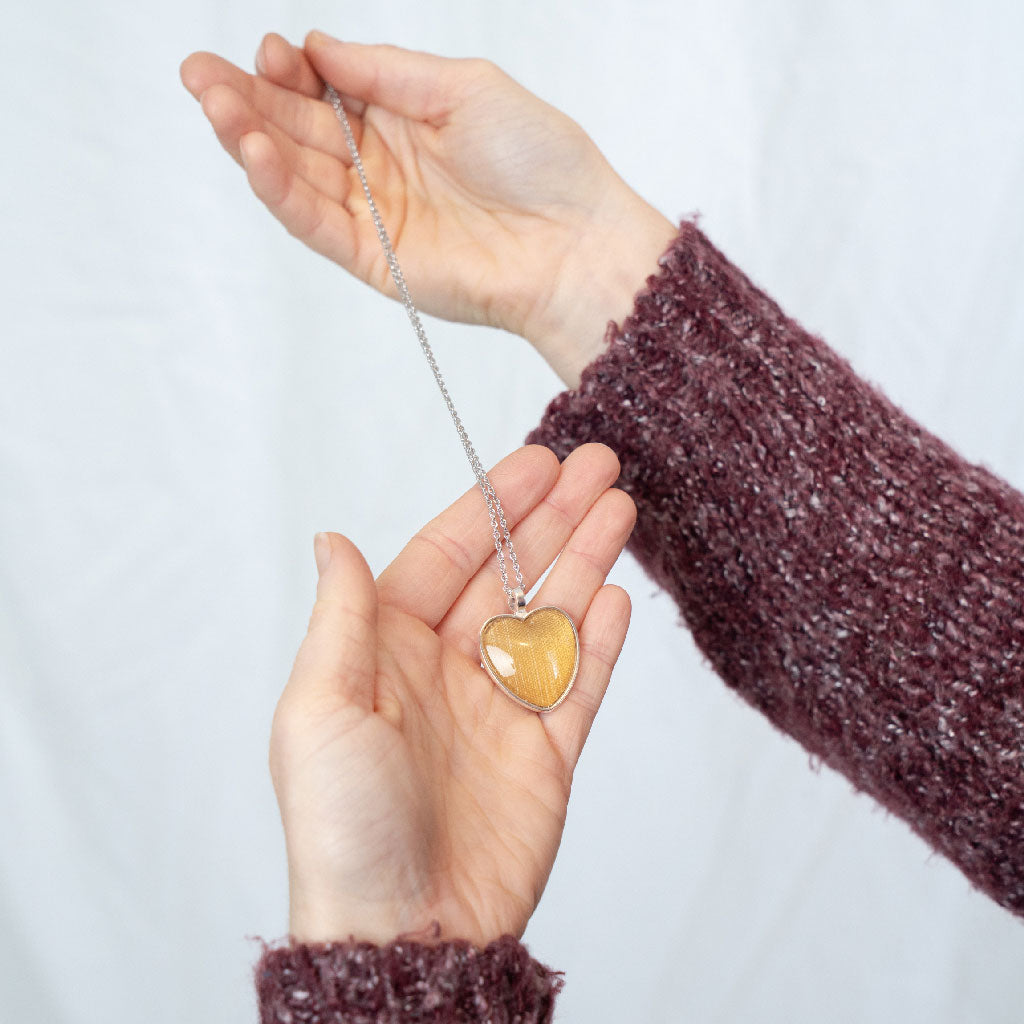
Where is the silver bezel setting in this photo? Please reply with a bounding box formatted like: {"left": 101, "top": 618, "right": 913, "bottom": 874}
{"left": 478, "top": 605, "right": 580, "bottom": 713}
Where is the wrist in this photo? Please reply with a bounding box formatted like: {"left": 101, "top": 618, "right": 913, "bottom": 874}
{"left": 289, "top": 879, "right": 435, "bottom": 946}
{"left": 525, "top": 195, "right": 677, "bottom": 389}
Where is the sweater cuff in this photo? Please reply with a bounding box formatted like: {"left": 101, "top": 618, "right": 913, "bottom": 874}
{"left": 526, "top": 217, "right": 743, "bottom": 467}
{"left": 255, "top": 934, "right": 562, "bottom": 1023}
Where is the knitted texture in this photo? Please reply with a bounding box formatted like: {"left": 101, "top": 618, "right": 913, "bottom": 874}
{"left": 527, "top": 220, "right": 1024, "bottom": 916}
{"left": 256, "top": 934, "right": 562, "bottom": 1023}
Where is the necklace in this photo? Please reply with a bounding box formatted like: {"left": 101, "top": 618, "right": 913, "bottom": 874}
{"left": 325, "top": 85, "right": 579, "bottom": 713}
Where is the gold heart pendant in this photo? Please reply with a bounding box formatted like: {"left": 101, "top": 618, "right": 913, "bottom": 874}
{"left": 479, "top": 605, "right": 580, "bottom": 712}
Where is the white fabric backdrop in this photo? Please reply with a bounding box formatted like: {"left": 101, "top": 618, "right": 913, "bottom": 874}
{"left": 3, "top": 1, "right": 1024, "bottom": 1021}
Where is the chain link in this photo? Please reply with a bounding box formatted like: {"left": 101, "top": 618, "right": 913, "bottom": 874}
{"left": 325, "top": 85, "right": 525, "bottom": 612}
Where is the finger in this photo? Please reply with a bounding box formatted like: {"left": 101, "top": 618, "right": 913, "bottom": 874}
{"left": 183, "top": 50, "right": 355, "bottom": 163}
{"left": 258, "top": 32, "right": 368, "bottom": 119}
{"left": 304, "top": 30, "right": 467, "bottom": 122}
{"left": 195, "top": 82, "right": 255, "bottom": 166}
{"left": 199, "top": 84, "right": 350, "bottom": 204}
{"left": 284, "top": 532, "right": 378, "bottom": 713}
{"left": 256, "top": 32, "right": 324, "bottom": 98}
{"left": 237, "top": 130, "right": 362, "bottom": 270}
{"left": 261, "top": 123, "right": 350, "bottom": 206}
{"left": 543, "top": 584, "right": 631, "bottom": 771}
{"left": 181, "top": 50, "right": 235, "bottom": 99}
{"left": 376, "top": 445, "right": 560, "bottom": 628}
{"left": 437, "top": 444, "right": 624, "bottom": 657}
{"left": 530, "top": 486, "right": 637, "bottom": 625}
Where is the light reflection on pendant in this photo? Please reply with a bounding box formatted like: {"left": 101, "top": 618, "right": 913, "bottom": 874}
{"left": 479, "top": 591, "right": 579, "bottom": 712}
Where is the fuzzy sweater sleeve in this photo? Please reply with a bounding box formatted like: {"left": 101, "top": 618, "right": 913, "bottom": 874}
{"left": 254, "top": 220, "right": 1024, "bottom": 1021}
{"left": 255, "top": 934, "right": 561, "bottom": 1023}
{"left": 527, "top": 219, "right": 1024, "bottom": 918}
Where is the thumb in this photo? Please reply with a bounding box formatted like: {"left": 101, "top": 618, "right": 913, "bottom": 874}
{"left": 285, "top": 531, "right": 379, "bottom": 713}
{"left": 304, "top": 30, "right": 463, "bottom": 121}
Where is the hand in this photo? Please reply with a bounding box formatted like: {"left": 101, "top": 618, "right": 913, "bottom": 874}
{"left": 180, "top": 32, "right": 676, "bottom": 386}
{"left": 271, "top": 443, "right": 635, "bottom": 946}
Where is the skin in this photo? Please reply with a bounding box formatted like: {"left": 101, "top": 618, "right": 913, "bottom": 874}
{"left": 180, "top": 33, "right": 669, "bottom": 944}
{"left": 180, "top": 30, "right": 677, "bottom": 388}
{"left": 274, "top": 444, "right": 635, "bottom": 945}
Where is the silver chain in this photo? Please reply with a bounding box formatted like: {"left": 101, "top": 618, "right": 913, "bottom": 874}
{"left": 325, "top": 84, "right": 525, "bottom": 612}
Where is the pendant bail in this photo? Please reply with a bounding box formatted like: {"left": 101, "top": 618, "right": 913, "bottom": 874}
{"left": 511, "top": 587, "right": 527, "bottom": 618}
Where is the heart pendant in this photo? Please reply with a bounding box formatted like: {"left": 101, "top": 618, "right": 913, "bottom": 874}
{"left": 479, "top": 605, "right": 580, "bottom": 712}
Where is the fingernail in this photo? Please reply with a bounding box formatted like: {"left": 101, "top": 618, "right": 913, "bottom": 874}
{"left": 255, "top": 39, "right": 268, "bottom": 74}
{"left": 314, "top": 532, "right": 332, "bottom": 577}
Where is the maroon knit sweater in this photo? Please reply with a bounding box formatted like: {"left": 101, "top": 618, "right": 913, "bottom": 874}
{"left": 257, "top": 221, "right": 1024, "bottom": 1021}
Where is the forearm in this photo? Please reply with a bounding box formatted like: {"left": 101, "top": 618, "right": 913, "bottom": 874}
{"left": 528, "top": 220, "right": 1024, "bottom": 917}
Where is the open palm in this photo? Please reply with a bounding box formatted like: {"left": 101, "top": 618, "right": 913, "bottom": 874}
{"left": 180, "top": 32, "right": 629, "bottom": 346}
{"left": 272, "top": 443, "right": 635, "bottom": 946}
